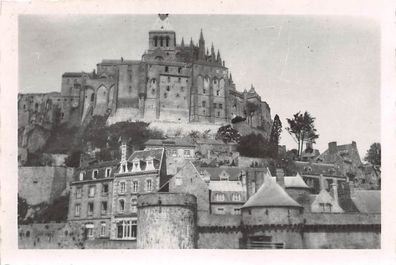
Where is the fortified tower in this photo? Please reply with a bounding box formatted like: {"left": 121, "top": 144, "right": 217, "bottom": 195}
{"left": 137, "top": 192, "right": 197, "bottom": 249}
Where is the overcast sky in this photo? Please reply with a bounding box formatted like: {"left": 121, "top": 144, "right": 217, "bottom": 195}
{"left": 19, "top": 15, "right": 380, "bottom": 156}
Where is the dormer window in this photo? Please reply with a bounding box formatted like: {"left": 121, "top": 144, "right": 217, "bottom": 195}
{"left": 132, "top": 158, "right": 141, "bottom": 172}
{"left": 92, "top": 170, "right": 98, "bottom": 179}
{"left": 215, "top": 193, "right": 225, "bottom": 202}
{"left": 105, "top": 168, "right": 111, "bottom": 178}
{"left": 145, "top": 156, "right": 155, "bottom": 171}
{"left": 79, "top": 171, "right": 85, "bottom": 181}
{"left": 232, "top": 193, "right": 241, "bottom": 202}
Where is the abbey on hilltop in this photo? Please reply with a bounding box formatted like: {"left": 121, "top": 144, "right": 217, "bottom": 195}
{"left": 18, "top": 14, "right": 272, "bottom": 135}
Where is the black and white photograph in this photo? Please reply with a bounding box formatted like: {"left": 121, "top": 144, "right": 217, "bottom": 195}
{"left": 1, "top": 1, "right": 395, "bottom": 263}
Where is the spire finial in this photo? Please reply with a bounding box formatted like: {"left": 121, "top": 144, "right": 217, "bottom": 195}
{"left": 181, "top": 37, "right": 185, "bottom": 48}
{"left": 199, "top": 29, "right": 204, "bottom": 41}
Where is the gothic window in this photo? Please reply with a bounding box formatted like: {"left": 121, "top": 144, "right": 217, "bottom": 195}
{"left": 160, "top": 36, "right": 163, "bottom": 47}
{"left": 165, "top": 66, "right": 169, "bottom": 72}
{"left": 90, "top": 93, "right": 95, "bottom": 102}
{"left": 166, "top": 36, "right": 169, "bottom": 47}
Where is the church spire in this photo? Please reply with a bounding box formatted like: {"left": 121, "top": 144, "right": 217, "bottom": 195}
{"left": 190, "top": 38, "right": 194, "bottom": 47}
{"left": 216, "top": 50, "right": 222, "bottom": 64}
{"left": 198, "top": 29, "right": 205, "bottom": 60}
{"left": 211, "top": 43, "right": 215, "bottom": 61}
{"left": 181, "top": 37, "right": 185, "bottom": 48}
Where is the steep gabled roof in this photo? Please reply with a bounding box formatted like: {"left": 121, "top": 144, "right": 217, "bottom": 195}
{"left": 271, "top": 173, "right": 310, "bottom": 189}
{"left": 352, "top": 190, "right": 381, "bottom": 214}
{"left": 242, "top": 178, "right": 302, "bottom": 208}
{"left": 127, "top": 148, "right": 164, "bottom": 163}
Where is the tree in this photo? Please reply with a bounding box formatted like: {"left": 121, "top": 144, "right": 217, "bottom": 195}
{"left": 269, "top": 114, "right": 282, "bottom": 158}
{"left": 18, "top": 196, "right": 29, "bottom": 224}
{"left": 215, "top": 125, "right": 240, "bottom": 144}
{"left": 364, "top": 143, "right": 381, "bottom": 166}
{"left": 237, "top": 133, "right": 271, "bottom": 158}
{"left": 286, "top": 111, "right": 319, "bottom": 159}
{"left": 65, "top": 150, "right": 82, "bottom": 168}
{"left": 245, "top": 102, "right": 259, "bottom": 126}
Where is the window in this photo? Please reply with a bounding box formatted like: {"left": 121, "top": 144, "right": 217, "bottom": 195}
{"left": 216, "top": 90, "right": 220, "bottom": 96}
{"left": 87, "top": 202, "right": 94, "bottom": 216}
{"left": 75, "top": 204, "right": 81, "bottom": 217}
{"left": 76, "top": 187, "right": 82, "bottom": 199}
{"left": 166, "top": 86, "right": 170, "bottom": 91}
{"left": 165, "top": 66, "right": 169, "bottom": 72}
{"left": 120, "top": 181, "right": 126, "bottom": 194}
{"left": 116, "top": 219, "right": 137, "bottom": 239}
{"left": 178, "top": 67, "right": 182, "bottom": 73}
{"left": 170, "top": 149, "right": 177, "bottom": 157}
{"left": 219, "top": 104, "right": 223, "bottom": 109}
{"left": 131, "top": 197, "right": 138, "bottom": 213}
{"left": 146, "top": 179, "right": 153, "bottom": 192}
{"left": 100, "top": 223, "right": 106, "bottom": 237}
{"left": 217, "top": 207, "right": 225, "bottom": 215}
{"left": 233, "top": 208, "right": 241, "bottom": 215}
{"left": 178, "top": 77, "right": 181, "bottom": 83}
{"left": 119, "top": 199, "right": 125, "bottom": 213}
{"left": 203, "top": 110, "right": 206, "bottom": 115}
{"left": 101, "top": 184, "right": 109, "bottom": 195}
{"left": 184, "top": 149, "right": 191, "bottom": 157}
{"left": 101, "top": 201, "right": 108, "bottom": 215}
{"left": 92, "top": 170, "right": 98, "bottom": 179}
{"left": 175, "top": 177, "right": 182, "bottom": 186}
{"left": 86, "top": 224, "right": 94, "bottom": 238}
{"left": 213, "top": 103, "right": 217, "bottom": 109}
{"left": 203, "top": 89, "right": 206, "bottom": 94}
{"left": 132, "top": 181, "right": 139, "bottom": 193}
{"left": 79, "top": 171, "right": 85, "bottom": 181}
{"left": 167, "top": 76, "right": 171, "bottom": 82}
{"left": 232, "top": 193, "right": 241, "bottom": 202}
{"left": 88, "top": 186, "right": 96, "bottom": 197}
{"left": 202, "top": 101, "right": 206, "bottom": 107}
{"left": 164, "top": 93, "right": 167, "bottom": 98}
{"left": 215, "top": 193, "right": 225, "bottom": 202}
{"left": 217, "top": 111, "right": 220, "bottom": 117}
{"left": 105, "top": 168, "right": 111, "bottom": 178}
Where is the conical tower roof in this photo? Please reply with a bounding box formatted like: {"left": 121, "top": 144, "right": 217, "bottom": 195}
{"left": 242, "top": 178, "right": 302, "bottom": 208}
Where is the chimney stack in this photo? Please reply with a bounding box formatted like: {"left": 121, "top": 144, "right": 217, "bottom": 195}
{"left": 330, "top": 180, "right": 339, "bottom": 204}
{"left": 319, "top": 174, "right": 326, "bottom": 191}
{"left": 276, "top": 168, "right": 285, "bottom": 188}
{"left": 328, "top": 141, "right": 337, "bottom": 154}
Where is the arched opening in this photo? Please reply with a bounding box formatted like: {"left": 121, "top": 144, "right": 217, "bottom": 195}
{"left": 90, "top": 93, "right": 95, "bottom": 103}
{"left": 160, "top": 36, "right": 163, "bottom": 47}
{"left": 154, "top": 36, "right": 158, "bottom": 47}
{"left": 166, "top": 36, "right": 169, "bottom": 47}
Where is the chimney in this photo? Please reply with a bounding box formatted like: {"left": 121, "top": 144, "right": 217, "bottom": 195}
{"left": 119, "top": 141, "right": 129, "bottom": 173}
{"left": 275, "top": 168, "right": 285, "bottom": 188}
{"left": 319, "top": 174, "right": 326, "bottom": 191}
{"left": 352, "top": 141, "right": 357, "bottom": 148}
{"left": 330, "top": 180, "right": 339, "bottom": 205}
{"left": 328, "top": 141, "right": 337, "bottom": 154}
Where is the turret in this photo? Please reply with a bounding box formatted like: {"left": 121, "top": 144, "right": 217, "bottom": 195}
{"left": 210, "top": 43, "right": 215, "bottom": 61}
{"left": 198, "top": 29, "right": 205, "bottom": 60}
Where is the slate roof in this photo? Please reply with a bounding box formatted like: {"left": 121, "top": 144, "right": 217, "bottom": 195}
{"left": 209, "top": 181, "right": 244, "bottom": 192}
{"left": 62, "top": 72, "right": 83, "bottom": 78}
{"left": 74, "top": 160, "right": 119, "bottom": 182}
{"left": 144, "top": 137, "right": 196, "bottom": 148}
{"left": 198, "top": 167, "right": 245, "bottom": 181}
{"left": 126, "top": 148, "right": 164, "bottom": 172}
{"left": 242, "top": 178, "right": 302, "bottom": 208}
{"left": 295, "top": 161, "right": 343, "bottom": 178}
{"left": 352, "top": 190, "right": 381, "bottom": 214}
{"left": 271, "top": 173, "right": 310, "bottom": 189}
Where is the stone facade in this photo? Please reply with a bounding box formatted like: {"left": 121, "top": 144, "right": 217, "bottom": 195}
{"left": 18, "top": 15, "right": 272, "bottom": 137}
{"left": 19, "top": 166, "right": 74, "bottom": 205}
